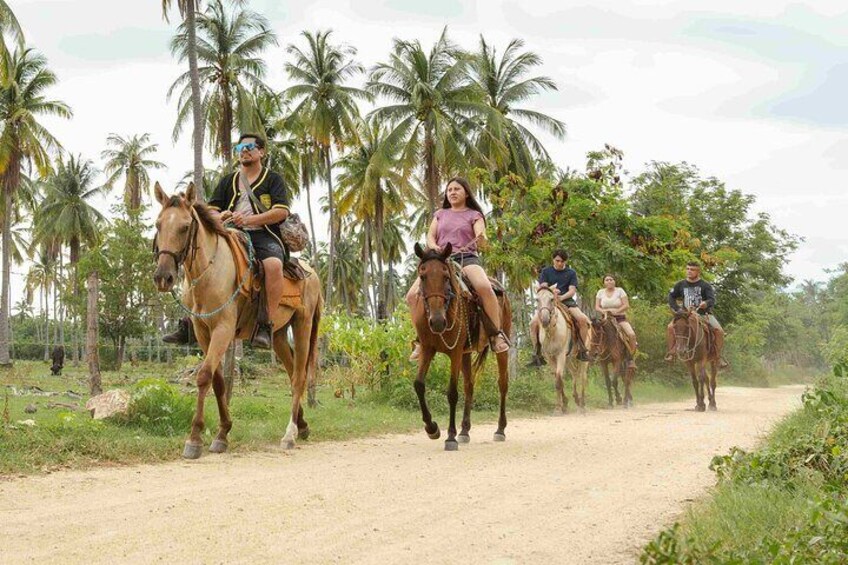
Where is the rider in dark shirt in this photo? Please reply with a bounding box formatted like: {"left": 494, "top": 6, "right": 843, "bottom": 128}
{"left": 665, "top": 261, "right": 728, "bottom": 367}
{"left": 530, "top": 249, "right": 591, "bottom": 362}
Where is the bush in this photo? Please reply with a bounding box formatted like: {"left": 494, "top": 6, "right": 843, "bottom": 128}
{"left": 641, "top": 375, "right": 848, "bottom": 563}
{"left": 116, "top": 378, "right": 194, "bottom": 436}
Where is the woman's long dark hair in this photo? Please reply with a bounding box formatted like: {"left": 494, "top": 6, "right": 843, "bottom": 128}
{"left": 441, "top": 177, "right": 485, "bottom": 216}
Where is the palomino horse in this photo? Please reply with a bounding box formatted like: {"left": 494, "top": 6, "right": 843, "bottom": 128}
{"left": 152, "top": 182, "right": 322, "bottom": 457}
{"left": 411, "top": 243, "right": 512, "bottom": 451}
{"left": 671, "top": 309, "right": 718, "bottom": 411}
{"left": 589, "top": 313, "right": 635, "bottom": 408}
{"left": 535, "top": 285, "right": 589, "bottom": 413}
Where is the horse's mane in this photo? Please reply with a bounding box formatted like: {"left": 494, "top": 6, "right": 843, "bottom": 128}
{"left": 163, "top": 193, "right": 229, "bottom": 238}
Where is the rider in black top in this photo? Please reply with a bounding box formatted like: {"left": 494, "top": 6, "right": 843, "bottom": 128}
{"left": 664, "top": 261, "right": 728, "bottom": 367}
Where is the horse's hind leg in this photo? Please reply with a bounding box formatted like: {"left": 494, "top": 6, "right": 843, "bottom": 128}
{"left": 281, "top": 312, "right": 312, "bottom": 450}
{"left": 494, "top": 348, "right": 509, "bottom": 441}
{"left": 688, "top": 363, "right": 703, "bottom": 411}
{"left": 696, "top": 363, "right": 707, "bottom": 412}
{"left": 273, "top": 331, "right": 310, "bottom": 438}
{"left": 613, "top": 361, "right": 622, "bottom": 405}
{"left": 209, "top": 367, "right": 232, "bottom": 453}
{"left": 623, "top": 361, "right": 635, "bottom": 408}
{"left": 185, "top": 324, "right": 232, "bottom": 459}
{"left": 554, "top": 362, "right": 566, "bottom": 415}
{"left": 458, "top": 354, "right": 473, "bottom": 444}
{"left": 414, "top": 347, "right": 440, "bottom": 440}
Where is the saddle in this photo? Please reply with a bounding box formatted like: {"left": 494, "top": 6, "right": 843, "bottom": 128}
{"left": 605, "top": 315, "right": 636, "bottom": 356}
{"left": 225, "top": 229, "right": 314, "bottom": 308}
{"left": 446, "top": 260, "right": 505, "bottom": 351}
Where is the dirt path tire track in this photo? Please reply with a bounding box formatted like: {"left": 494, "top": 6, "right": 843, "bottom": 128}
{"left": 0, "top": 385, "right": 803, "bottom": 564}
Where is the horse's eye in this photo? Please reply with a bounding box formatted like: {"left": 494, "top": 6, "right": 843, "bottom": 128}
{"left": 179, "top": 225, "right": 189, "bottom": 233}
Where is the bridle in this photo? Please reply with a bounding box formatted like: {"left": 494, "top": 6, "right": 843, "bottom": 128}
{"left": 673, "top": 310, "right": 705, "bottom": 362}
{"left": 536, "top": 286, "right": 559, "bottom": 328}
{"left": 418, "top": 257, "right": 467, "bottom": 350}
{"left": 153, "top": 207, "right": 220, "bottom": 290}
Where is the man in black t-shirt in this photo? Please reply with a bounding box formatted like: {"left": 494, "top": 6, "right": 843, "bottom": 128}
{"left": 664, "top": 261, "right": 727, "bottom": 367}
{"left": 530, "top": 249, "right": 591, "bottom": 362}
{"left": 163, "top": 133, "right": 291, "bottom": 349}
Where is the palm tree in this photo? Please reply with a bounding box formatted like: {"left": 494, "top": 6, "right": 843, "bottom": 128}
{"left": 162, "top": 0, "right": 205, "bottom": 194}
{"left": 284, "top": 29, "right": 369, "bottom": 308}
{"left": 367, "top": 28, "right": 486, "bottom": 216}
{"left": 169, "top": 0, "right": 277, "bottom": 161}
{"left": 468, "top": 37, "right": 566, "bottom": 182}
{"left": 25, "top": 244, "right": 55, "bottom": 360}
{"left": 0, "top": 47, "right": 71, "bottom": 366}
{"left": 0, "top": 1, "right": 24, "bottom": 57}
{"left": 101, "top": 133, "right": 166, "bottom": 211}
{"left": 336, "top": 118, "right": 410, "bottom": 319}
{"left": 35, "top": 155, "right": 105, "bottom": 364}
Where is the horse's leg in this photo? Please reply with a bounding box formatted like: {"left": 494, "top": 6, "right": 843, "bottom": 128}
{"left": 184, "top": 324, "right": 231, "bottom": 459}
{"left": 458, "top": 353, "right": 473, "bottom": 443}
{"left": 273, "top": 330, "right": 310, "bottom": 439}
{"left": 554, "top": 358, "right": 566, "bottom": 414}
{"left": 494, "top": 345, "right": 509, "bottom": 441}
{"left": 613, "top": 358, "right": 622, "bottom": 405}
{"left": 602, "top": 362, "right": 613, "bottom": 407}
{"left": 687, "top": 362, "right": 701, "bottom": 411}
{"left": 708, "top": 360, "right": 718, "bottom": 411}
{"left": 624, "top": 359, "right": 635, "bottom": 408}
{"left": 281, "top": 311, "right": 311, "bottom": 450}
{"left": 414, "top": 347, "right": 440, "bottom": 439}
{"left": 444, "top": 353, "right": 461, "bottom": 451}
{"left": 579, "top": 361, "right": 589, "bottom": 411}
{"left": 208, "top": 367, "right": 232, "bottom": 453}
{"left": 696, "top": 361, "right": 707, "bottom": 412}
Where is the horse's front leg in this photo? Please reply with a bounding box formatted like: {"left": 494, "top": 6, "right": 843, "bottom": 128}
{"left": 458, "top": 354, "right": 473, "bottom": 444}
{"left": 613, "top": 360, "right": 623, "bottom": 405}
{"left": 184, "top": 323, "right": 232, "bottom": 459}
{"left": 601, "top": 362, "right": 614, "bottom": 407}
{"left": 554, "top": 356, "right": 566, "bottom": 414}
{"left": 623, "top": 362, "right": 635, "bottom": 408}
{"left": 444, "top": 353, "right": 462, "bottom": 451}
{"left": 708, "top": 361, "right": 718, "bottom": 411}
{"left": 414, "top": 346, "right": 440, "bottom": 440}
{"left": 209, "top": 367, "right": 232, "bottom": 453}
{"left": 494, "top": 345, "right": 509, "bottom": 441}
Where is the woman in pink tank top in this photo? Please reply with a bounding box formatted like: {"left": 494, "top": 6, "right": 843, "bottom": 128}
{"left": 407, "top": 177, "right": 509, "bottom": 359}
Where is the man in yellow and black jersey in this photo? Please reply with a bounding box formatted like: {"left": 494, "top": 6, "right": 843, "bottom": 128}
{"left": 162, "top": 133, "right": 290, "bottom": 348}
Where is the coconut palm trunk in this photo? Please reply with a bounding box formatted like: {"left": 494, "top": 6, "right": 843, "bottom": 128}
{"left": 86, "top": 270, "right": 101, "bottom": 395}
{"left": 0, "top": 182, "right": 12, "bottom": 366}
{"left": 324, "top": 148, "right": 337, "bottom": 307}
{"left": 185, "top": 7, "right": 205, "bottom": 198}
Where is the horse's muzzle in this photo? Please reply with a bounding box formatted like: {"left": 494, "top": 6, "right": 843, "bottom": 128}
{"left": 153, "top": 263, "right": 176, "bottom": 293}
{"left": 540, "top": 310, "right": 551, "bottom": 327}
{"left": 428, "top": 313, "right": 447, "bottom": 334}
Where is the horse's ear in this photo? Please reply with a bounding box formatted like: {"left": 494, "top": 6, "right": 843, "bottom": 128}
{"left": 414, "top": 242, "right": 425, "bottom": 259}
{"left": 441, "top": 242, "right": 452, "bottom": 259}
{"left": 154, "top": 181, "right": 168, "bottom": 206}
{"left": 185, "top": 182, "right": 197, "bottom": 205}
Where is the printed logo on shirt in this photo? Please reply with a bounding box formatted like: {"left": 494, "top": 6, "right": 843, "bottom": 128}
{"left": 260, "top": 194, "right": 271, "bottom": 208}
{"left": 682, "top": 286, "right": 703, "bottom": 309}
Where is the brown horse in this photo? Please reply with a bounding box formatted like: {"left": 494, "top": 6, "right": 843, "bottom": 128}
{"left": 671, "top": 310, "right": 718, "bottom": 411}
{"left": 589, "top": 313, "right": 635, "bottom": 408}
{"left": 535, "top": 285, "right": 589, "bottom": 413}
{"left": 152, "top": 182, "right": 322, "bottom": 457}
{"left": 411, "top": 243, "right": 512, "bottom": 450}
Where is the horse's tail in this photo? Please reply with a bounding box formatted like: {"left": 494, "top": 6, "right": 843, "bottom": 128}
{"left": 472, "top": 347, "right": 489, "bottom": 385}
{"left": 306, "top": 289, "right": 323, "bottom": 394}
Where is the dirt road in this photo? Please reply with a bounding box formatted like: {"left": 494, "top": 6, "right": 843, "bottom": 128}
{"left": 0, "top": 385, "right": 803, "bottom": 564}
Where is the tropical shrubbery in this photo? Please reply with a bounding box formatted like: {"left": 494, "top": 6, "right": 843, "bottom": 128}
{"left": 641, "top": 375, "right": 848, "bottom": 564}
{"left": 114, "top": 378, "right": 195, "bottom": 436}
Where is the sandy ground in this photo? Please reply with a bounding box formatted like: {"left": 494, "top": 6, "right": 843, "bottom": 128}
{"left": 0, "top": 385, "right": 803, "bottom": 565}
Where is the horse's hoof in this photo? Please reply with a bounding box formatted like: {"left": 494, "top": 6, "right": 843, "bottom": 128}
{"left": 182, "top": 442, "right": 203, "bottom": 460}
{"left": 696, "top": 404, "right": 706, "bottom": 412}
{"left": 444, "top": 440, "right": 459, "bottom": 451}
{"left": 209, "top": 439, "right": 228, "bottom": 454}
{"left": 427, "top": 424, "right": 441, "bottom": 440}
{"left": 457, "top": 434, "right": 470, "bottom": 444}
{"left": 281, "top": 439, "right": 296, "bottom": 450}
{"left": 493, "top": 432, "right": 506, "bottom": 442}
{"left": 298, "top": 427, "right": 310, "bottom": 441}
{"left": 709, "top": 404, "right": 717, "bottom": 411}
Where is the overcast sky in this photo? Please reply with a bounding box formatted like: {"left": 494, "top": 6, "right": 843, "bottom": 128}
{"left": 9, "top": 0, "right": 848, "bottom": 306}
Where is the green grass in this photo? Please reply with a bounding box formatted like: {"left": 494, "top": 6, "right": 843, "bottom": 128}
{"left": 0, "top": 357, "right": 807, "bottom": 477}
{"left": 641, "top": 375, "right": 848, "bottom": 563}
